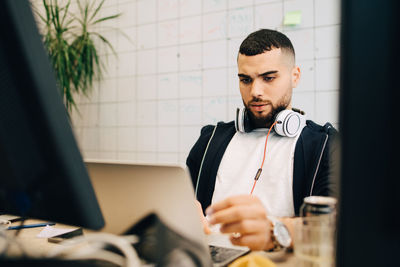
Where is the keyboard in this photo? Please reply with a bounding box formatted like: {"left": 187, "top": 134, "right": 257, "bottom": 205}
{"left": 209, "top": 245, "right": 249, "bottom": 266}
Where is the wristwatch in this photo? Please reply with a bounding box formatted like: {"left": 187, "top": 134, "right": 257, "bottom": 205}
{"left": 268, "top": 216, "right": 292, "bottom": 250}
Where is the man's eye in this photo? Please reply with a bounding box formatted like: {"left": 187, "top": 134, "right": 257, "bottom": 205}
{"left": 240, "top": 78, "right": 251, "bottom": 84}
{"left": 264, "top": 77, "right": 275, "bottom": 82}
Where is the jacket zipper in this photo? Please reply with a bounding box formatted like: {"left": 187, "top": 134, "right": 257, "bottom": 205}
{"left": 195, "top": 124, "right": 218, "bottom": 198}
{"left": 309, "top": 133, "right": 329, "bottom": 196}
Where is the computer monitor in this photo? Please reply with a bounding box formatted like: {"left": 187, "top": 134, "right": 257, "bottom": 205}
{"left": 337, "top": 0, "right": 400, "bottom": 266}
{"left": 0, "top": 1, "right": 104, "bottom": 230}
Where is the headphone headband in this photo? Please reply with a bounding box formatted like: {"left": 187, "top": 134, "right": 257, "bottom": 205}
{"left": 235, "top": 107, "right": 306, "bottom": 137}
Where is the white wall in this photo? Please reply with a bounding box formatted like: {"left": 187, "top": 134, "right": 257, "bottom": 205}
{"left": 34, "top": 0, "right": 341, "bottom": 165}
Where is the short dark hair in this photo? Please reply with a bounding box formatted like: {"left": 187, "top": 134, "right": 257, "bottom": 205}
{"left": 239, "top": 29, "right": 295, "bottom": 58}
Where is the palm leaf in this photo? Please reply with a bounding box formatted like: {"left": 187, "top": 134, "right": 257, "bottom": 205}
{"left": 92, "top": 14, "right": 121, "bottom": 25}
{"left": 60, "top": 0, "right": 71, "bottom": 26}
{"left": 37, "top": 0, "right": 121, "bottom": 114}
{"left": 90, "top": 32, "right": 117, "bottom": 56}
{"left": 88, "top": 0, "right": 106, "bottom": 23}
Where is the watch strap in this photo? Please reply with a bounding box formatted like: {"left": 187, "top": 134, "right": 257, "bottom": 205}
{"left": 267, "top": 216, "right": 282, "bottom": 251}
{"left": 269, "top": 228, "right": 283, "bottom": 251}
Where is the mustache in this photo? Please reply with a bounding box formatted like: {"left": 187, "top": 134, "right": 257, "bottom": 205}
{"left": 247, "top": 97, "right": 272, "bottom": 106}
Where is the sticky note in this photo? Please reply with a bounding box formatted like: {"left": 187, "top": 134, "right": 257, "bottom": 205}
{"left": 284, "top": 10, "right": 302, "bottom": 26}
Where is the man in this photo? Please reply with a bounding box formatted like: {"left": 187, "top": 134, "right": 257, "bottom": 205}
{"left": 186, "top": 29, "right": 337, "bottom": 251}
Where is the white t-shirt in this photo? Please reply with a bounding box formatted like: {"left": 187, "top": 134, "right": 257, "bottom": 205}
{"left": 211, "top": 128, "right": 301, "bottom": 217}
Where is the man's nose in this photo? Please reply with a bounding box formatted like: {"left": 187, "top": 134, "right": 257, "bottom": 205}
{"left": 250, "top": 79, "right": 263, "bottom": 97}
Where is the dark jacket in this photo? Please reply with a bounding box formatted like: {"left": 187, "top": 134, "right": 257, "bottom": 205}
{"left": 186, "top": 120, "right": 338, "bottom": 216}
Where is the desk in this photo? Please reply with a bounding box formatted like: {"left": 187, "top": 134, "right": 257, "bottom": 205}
{"left": 3, "top": 219, "right": 298, "bottom": 266}
{"left": 3, "top": 219, "right": 89, "bottom": 258}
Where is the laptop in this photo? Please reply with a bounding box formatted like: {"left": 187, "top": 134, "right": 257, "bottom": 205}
{"left": 85, "top": 160, "right": 249, "bottom": 266}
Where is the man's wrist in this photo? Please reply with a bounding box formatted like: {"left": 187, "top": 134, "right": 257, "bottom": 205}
{"left": 266, "top": 216, "right": 292, "bottom": 251}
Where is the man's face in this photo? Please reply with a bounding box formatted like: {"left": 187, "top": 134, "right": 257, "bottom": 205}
{"left": 237, "top": 48, "right": 300, "bottom": 128}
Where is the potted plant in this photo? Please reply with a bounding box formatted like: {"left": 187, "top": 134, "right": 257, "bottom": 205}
{"left": 34, "top": 0, "right": 120, "bottom": 114}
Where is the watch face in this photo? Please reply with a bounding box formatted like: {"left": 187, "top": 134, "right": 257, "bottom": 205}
{"left": 274, "top": 222, "right": 292, "bottom": 248}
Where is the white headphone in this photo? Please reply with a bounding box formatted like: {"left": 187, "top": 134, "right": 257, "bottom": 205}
{"left": 235, "top": 107, "right": 306, "bottom": 137}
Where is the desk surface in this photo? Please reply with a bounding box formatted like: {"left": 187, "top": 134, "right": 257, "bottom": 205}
{"left": 3, "top": 219, "right": 298, "bottom": 266}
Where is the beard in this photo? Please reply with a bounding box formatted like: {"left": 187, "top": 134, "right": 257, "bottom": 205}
{"left": 243, "top": 96, "right": 290, "bottom": 129}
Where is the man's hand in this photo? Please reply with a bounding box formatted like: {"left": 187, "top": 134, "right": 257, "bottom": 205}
{"left": 195, "top": 200, "right": 211, "bottom": 234}
{"left": 205, "top": 195, "right": 274, "bottom": 250}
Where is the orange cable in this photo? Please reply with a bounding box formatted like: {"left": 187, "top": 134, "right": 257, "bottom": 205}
{"left": 250, "top": 179, "right": 257, "bottom": 195}
{"left": 250, "top": 121, "right": 277, "bottom": 195}
{"left": 261, "top": 121, "right": 277, "bottom": 169}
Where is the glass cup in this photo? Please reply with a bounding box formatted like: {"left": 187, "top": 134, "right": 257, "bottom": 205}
{"left": 293, "top": 216, "right": 335, "bottom": 267}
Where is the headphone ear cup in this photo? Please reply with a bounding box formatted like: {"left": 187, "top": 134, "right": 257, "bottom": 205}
{"left": 235, "top": 108, "right": 244, "bottom": 132}
{"left": 274, "top": 110, "right": 306, "bottom": 137}
{"left": 235, "top": 107, "right": 253, "bottom": 133}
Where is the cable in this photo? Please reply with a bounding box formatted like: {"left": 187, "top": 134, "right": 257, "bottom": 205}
{"left": 250, "top": 121, "right": 277, "bottom": 195}
{"left": 63, "top": 249, "right": 127, "bottom": 266}
{"left": 14, "top": 218, "right": 26, "bottom": 237}
{"left": 0, "top": 225, "right": 28, "bottom": 258}
{"left": 0, "top": 226, "right": 8, "bottom": 256}
{"left": 47, "top": 233, "right": 141, "bottom": 267}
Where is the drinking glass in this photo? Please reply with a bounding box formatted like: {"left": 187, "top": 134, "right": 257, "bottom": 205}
{"left": 293, "top": 216, "right": 335, "bottom": 267}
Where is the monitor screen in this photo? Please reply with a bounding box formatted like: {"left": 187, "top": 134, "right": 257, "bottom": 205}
{"left": 337, "top": 0, "right": 400, "bottom": 265}
{"left": 0, "top": 1, "right": 104, "bottom": 230}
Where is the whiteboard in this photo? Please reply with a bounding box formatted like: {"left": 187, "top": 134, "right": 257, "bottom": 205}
{"left": 63, "top": 0, "right": 341, "bottom": 164}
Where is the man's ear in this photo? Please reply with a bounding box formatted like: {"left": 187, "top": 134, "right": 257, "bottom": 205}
{"left": 292, "top": 66, "right": 301, "bottom": 88}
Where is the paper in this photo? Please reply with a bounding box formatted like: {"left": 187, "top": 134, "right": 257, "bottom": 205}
{"left": 37, "top": 225, "right": 77, "bottom": 238}
{"left": 283, "top": 10, "right": 302, "bottom": 26}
